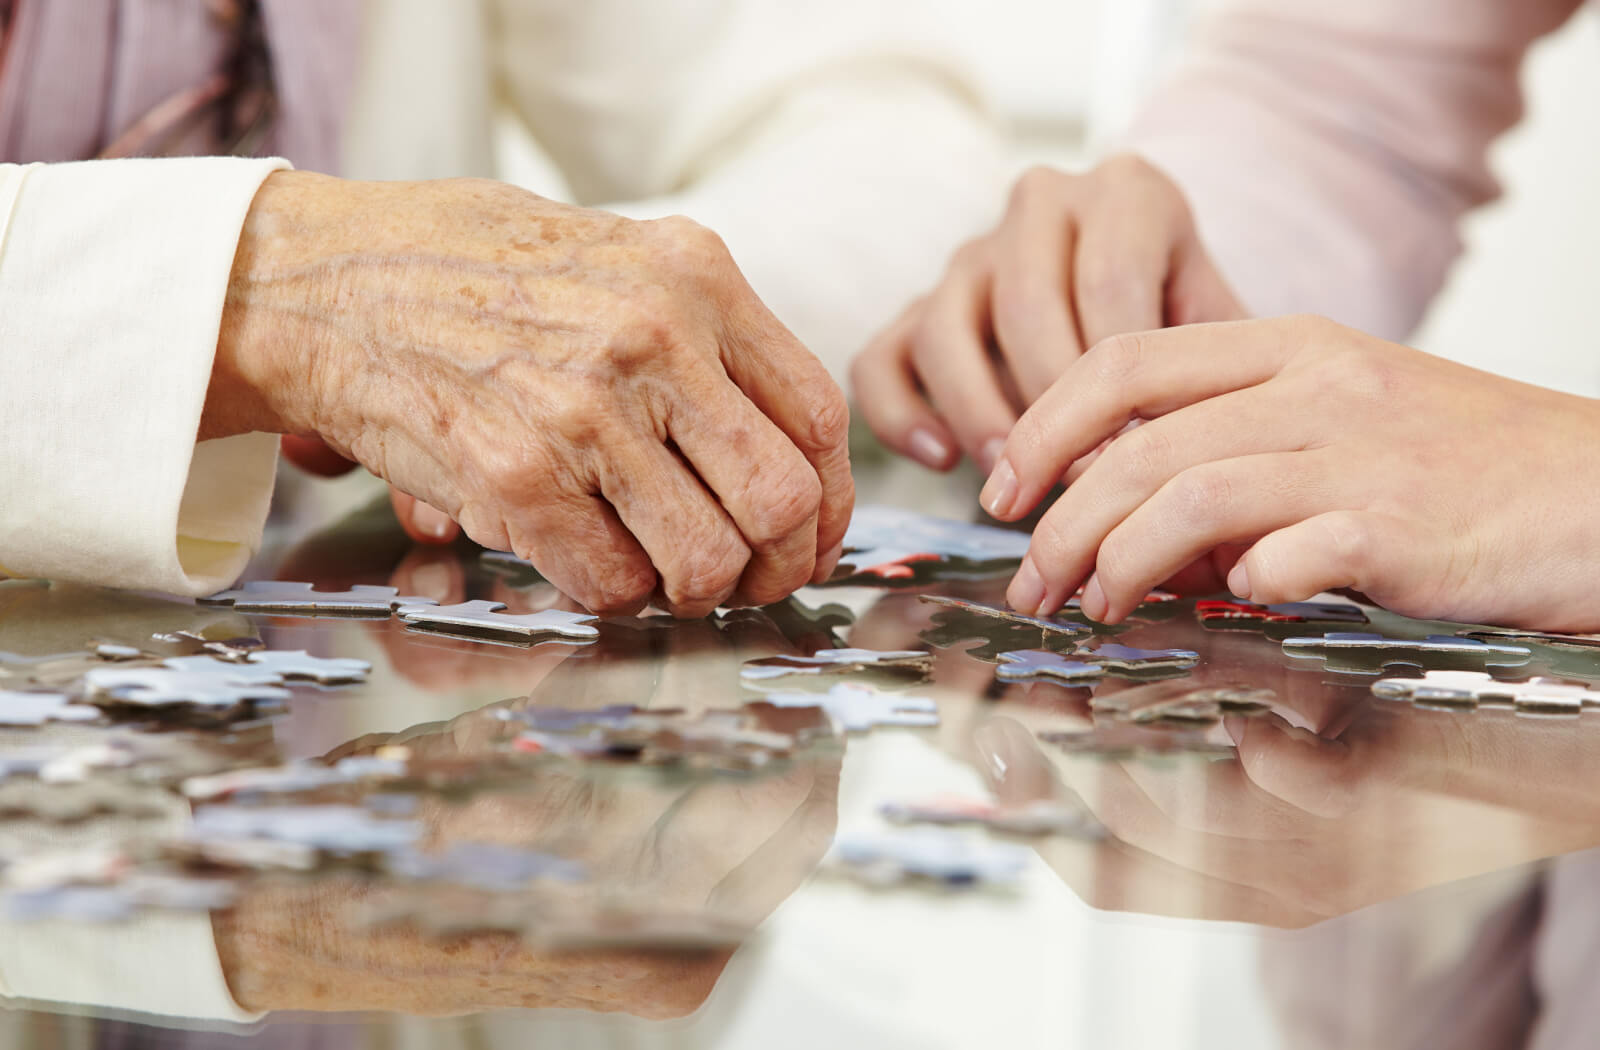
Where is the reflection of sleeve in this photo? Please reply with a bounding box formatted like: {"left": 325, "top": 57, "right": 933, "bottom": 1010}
{"left": 0, "top": 729, "right": 258, "bottom": 1023}
{"left": 1123, "top": 0, "right": 1583, "bottom": 340}
{"left": 492, "top": 0, "right": 1007, "bottom": 380}
{"left": 0, "top": 158, "right": 286, "bottom": 597}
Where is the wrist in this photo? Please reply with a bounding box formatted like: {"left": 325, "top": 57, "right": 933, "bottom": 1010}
{"left": 203, "top": 169, "right": 344, "bottom": 442}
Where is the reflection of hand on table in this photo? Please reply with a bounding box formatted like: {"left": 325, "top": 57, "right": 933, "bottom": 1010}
{"left": 217, "top": 706, "right": 840, "bottom": 1017}
{"left": 972, "top": 654, "right": 1600, "bottom": 928}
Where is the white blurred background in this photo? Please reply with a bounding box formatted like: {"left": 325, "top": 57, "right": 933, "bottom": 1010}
{"left": 498, "top": 0, "right": 1600, "bottom": 396}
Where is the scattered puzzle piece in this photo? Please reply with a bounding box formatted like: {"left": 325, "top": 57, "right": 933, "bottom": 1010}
{"left": 1283, "top": 633, "right": 1532, "bottom": 674}
{"left": 189, "top": 804, "right": 422, "bottom": 854}
{"left": 1457, "top": 627, "right": 1600, "bottom": 653}
{"left": 1082, "top": 643, "right": 1201, "bottom": 673}
{"left": 829, "top": 506, "right": 1030, "bottom": 582}
{"left": 1371, "top": 670, "right": 1600, "bottom": 716}
{"left": 759, "top": 683, "right": 938, "bottom": 733}
{"left": 739, "top": 647, "right": 933, "bottom": 683}
{"left": 165, "top": 650, "right": 371, "bottom": 685}
{"left": 994, "top": 650, "right": 1105, "bottom": 684}
{"left": 82, "top": 667, "right": 292, "bottom": 710}
{"left": 395, "top": 600, "right": 599, "bottom": 642}
{"left": 830, "top": 828, "right": 1029, "bottom": 889}
{"left": 200, "top": 581, "right": 438, "bottom": 616}
{"left": 917, "top": 595, "right": 1091, "bottom": 641}
{"left": 0, "top": 689, "right": 100, "bottom": 727}
{"left": 1113, "top": 686, "right": 1277, "bottom": 726}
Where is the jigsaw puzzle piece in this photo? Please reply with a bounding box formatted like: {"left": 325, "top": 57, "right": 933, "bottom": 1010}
{"left": 1371, "top": 670, "right": 1599, "bottom": 716}
{"left": 879, "top": 796, "right": 1103, "bottom": 838}
{"left": 1039, "top": 724, "right": 1235, "bottom": 761}
{"left": 82, "top": 667, "right": 292, "bottom": 710}
{"left": 1283, "top": 632, "right": 1532, "bottom": 675}
{"left": 739, "top": 647, "right": 934, "bottom": 683}
{"left": 1196, "top": 599, "right": 1368, "bottom": 632}
{"left": 396, "top": 600, "right": 599, "bottom": 642}
{"left": 164, "top": 650, "right": 371, "bottom": 685}
{"left": 827, "top": 506, "right": 1031, "bottom": 583}
{"left": 1082, "top": 643, "right": 1201, "bottom": 674}
{"left": 994, "top": 650, "right": 1105, "bottom": 684}
{"left": 200, "top": 581, "right": 437, "bottom": 616}
{"left": 917, "top": 595, "right": 1091, "bottom": 642}
{"left": 0, "top": 689, "right": 100, "bottom": 727}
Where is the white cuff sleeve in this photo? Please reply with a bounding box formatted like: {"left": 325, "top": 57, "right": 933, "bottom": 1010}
{"left": 0, "top": 158, "right": 287, "bottom": 597}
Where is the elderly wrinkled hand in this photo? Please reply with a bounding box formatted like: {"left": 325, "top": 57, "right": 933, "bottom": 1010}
{"left": 851, "top": 155, "right": 1243, "bottom": 473}
{"left": 982, "top": 315, "right": 1600, "bottom": 631}
{"left": 206, "top": 171, "right": 853, "bottom": 618}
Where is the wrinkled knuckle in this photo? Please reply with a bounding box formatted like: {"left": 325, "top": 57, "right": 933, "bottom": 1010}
{"left": 804, "top": 382, "right": 851, "bottom": 453}
{"left": 670, "top": 540, "right": 749, "bottom": 608}
{"left": 1169, "top": 466, "right": 1232, "bottom": 528}
{"left": 744, "top": 463, "right": 821, "bottom": 548}
{"left": 588, "top": 566, "right": 656, "bottom": 615}
{"left": 1110, "top": 425, "right": 1174, "bottom": 488}
{"left": 1086, "top": 332, "right": 1146, "bottom": 387}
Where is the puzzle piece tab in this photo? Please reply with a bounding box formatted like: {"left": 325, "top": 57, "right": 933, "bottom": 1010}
{"left": 395, "top": 600, "right": 599, "bottom": 642}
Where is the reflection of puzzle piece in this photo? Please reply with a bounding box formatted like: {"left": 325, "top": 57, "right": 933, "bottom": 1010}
{"left": 740, "top": 647, "right": 933, "bottom": 682}
{"left": 0, "top": 689, "right": 100, "bottom": 727}
{"left": 830, "top": 828, "right": 1029, "bottom": 889}
{"left": 189, "top": 804, "right": 421, "bottom": 854}
{"left": 83, "top": 668, "right": 292, "bottom": 709}
{"left": 1094, "top": 683, "right": 1275, "bottom": 726}
{"left": 165, "top": 650, "right": 371, "bottom": 685}
{"left": 995, "top": 650, "right": 1105, "bottom": 684}
{"left": 1457, "top": 627, "right": 1600, "bottom": 653}
{"left": 395, "top": 600, "right": 599, "bottom": 642}
{"left": 880, "top": 796, "right": 1103, "bottom": 838}
{"left": 719, "top": 597, "right": 856, "bottom": 647}
{"left": 760, "top": 683, "right": 938, "bottom": 732}
{"left": 1372, "top": 670, "right": 1600, "bottom": 716}
{"left": 1039, "top": 724, "right": 1234, "bottom": 760}
{"left": 918, "top": 595, "right": 1090, "bottom": 642}
{"left": 830, "top": 506, "right": 1030, "bottom": 582}
{"left": 200, "top": 581, "right": 437, "bottom": 616}
{"left": 181, "top": 755, "right": 410, "bottom": 801}
{"left": 1196, "top": 600, "right": 1368, "bottom": 630}
{"left": 387, "top": 842, "right": 585, "bottom": 890}
{"left": 1283, "top": 633, "right": 1532, "bottom": 675}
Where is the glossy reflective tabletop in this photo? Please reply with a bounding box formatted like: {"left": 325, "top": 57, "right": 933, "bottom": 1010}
{"left": 3, "top": 468, "right": 1600, "bottom": 1049}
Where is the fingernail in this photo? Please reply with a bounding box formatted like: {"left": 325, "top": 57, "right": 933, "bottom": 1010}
{"left": 412, "top": 501, "right": 455, "bottom": 540}
{"left": 1227, "top": 561, "right": 1251, "bottom": 600}
{"left": 812, "top": 540, "right": 844, "bottom": 585}
{"left": 411, "top": 562, "right": 452, "bottom": 601}
{"left": 1080, "top": 574, "right": 1109, "bottom": 622}
{"left": 979, "top": 437, "right": 1007, "bottom": 476}
{"left": 1008, "top": 557, "right": 1046, "bottom": 616}
{"left": 982, "top": 456, "right": 1019, "bottom": 519}
{"left": 907, "top": 428, "right": 952, "bottom": 470}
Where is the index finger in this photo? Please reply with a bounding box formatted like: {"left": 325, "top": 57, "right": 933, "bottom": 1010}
{"left": 981, "top": 317, "right": 1309, "bottom": 522}
{"left": 720, "top": 298, "right": 855, "bottom": 565}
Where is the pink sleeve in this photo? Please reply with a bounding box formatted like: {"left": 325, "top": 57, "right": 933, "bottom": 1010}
{"left": 1125, "top": 0, "right": 1583, "bottom": 340}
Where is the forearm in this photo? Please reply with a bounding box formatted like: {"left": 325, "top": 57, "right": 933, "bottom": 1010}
{"left": 1125, "top": 0, "right": 1580, "bottom": 340}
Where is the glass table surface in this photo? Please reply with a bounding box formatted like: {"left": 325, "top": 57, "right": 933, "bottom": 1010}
{"left": 1, "top": 487, "right": 1597, "bottom": 1050}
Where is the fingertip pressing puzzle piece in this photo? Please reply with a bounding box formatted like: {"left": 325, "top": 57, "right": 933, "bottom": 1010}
{"left": 1372, "top": 670, "right": 1599, "bottom": 716}
{"left": 395, "top": 600, "right": 599, "bottom": 642}
{"left": 200, "top": 582, "right": 438, "bottom": 616}
{"left": 1283, "top": 633, "right": 1532, "bottom": 674}
{"left": 739, "top": 647, "right": 934, "bottom": 683}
